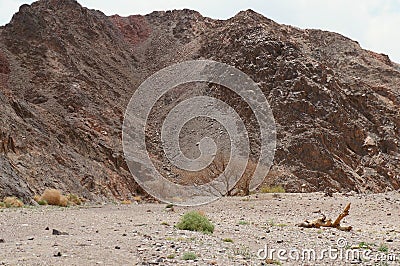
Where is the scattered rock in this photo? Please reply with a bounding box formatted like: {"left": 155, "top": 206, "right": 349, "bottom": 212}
{"left": 52, "top": 229, "right": 69, "bottom": 235}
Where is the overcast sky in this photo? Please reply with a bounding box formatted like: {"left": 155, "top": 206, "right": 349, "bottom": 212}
{"left": 1, "top": 0, "right": 399, "bottom": 63}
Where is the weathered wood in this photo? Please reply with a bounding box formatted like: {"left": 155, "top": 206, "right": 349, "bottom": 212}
{"left": 332, "top": 202, "right": 351, "bottom": 227}
{"left": 297, "top": 203, "right": 352, "bottom": 231}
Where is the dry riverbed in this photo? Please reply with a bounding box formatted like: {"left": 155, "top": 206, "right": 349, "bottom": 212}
{"left": 0, "top": 192, "right": 399, "bottom": 265}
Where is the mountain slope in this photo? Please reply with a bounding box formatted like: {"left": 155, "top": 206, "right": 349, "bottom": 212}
{"left": 0, "top": 0, "right": 399, "bottom": 201}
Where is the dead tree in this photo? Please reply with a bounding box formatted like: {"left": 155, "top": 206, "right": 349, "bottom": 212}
{"left": 297, "top": 203, "right": 352, "bottom": 231}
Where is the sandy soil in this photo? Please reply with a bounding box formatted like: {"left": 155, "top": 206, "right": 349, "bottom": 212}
{"left": 0, "top": 192, "right": 399, "bottom": 265}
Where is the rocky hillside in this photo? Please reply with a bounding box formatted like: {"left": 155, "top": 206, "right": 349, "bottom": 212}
{"left": 0, "top": 0, "right": 399, "bottom": 202}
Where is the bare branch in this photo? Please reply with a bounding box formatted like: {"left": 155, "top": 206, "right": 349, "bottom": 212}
{"left": 297, "top": 203, "right": 352, "bottom": 231}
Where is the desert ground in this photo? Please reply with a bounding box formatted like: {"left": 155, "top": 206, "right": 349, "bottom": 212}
{"left": 0, "top": 192, "right": 399, "bottom": 266}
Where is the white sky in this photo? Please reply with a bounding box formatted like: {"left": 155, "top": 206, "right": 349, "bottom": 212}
{"left": 1, "top": 0, "right": 399, "bottom": 63}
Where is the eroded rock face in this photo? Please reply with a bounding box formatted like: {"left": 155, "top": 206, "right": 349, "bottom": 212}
{"left": 0, "top": 1, "right": 399, "bottom": 201}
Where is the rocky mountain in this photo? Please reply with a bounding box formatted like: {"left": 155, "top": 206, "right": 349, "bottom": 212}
{"left": 0, "top": 0, "right": 399, "bottom": 202}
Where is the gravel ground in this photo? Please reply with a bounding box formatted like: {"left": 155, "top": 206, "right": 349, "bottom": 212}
{"left": 0, "top": 192, "right": 399, "bottom": 265}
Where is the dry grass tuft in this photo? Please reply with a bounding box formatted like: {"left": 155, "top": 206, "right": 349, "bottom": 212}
{"left": 133, "top": 196, "right": 142, "bottom": 202}
{"left": 67, "top": 194, "right": 82, "bottom": 205}
{"left": 3, "top": 197, "right": 24, "bottom": 208}
{"left": 260, "top": 185, "right": 286, "bottom": 193}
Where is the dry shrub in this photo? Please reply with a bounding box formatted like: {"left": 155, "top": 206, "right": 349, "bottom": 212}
{"left": 33, "top": 194, "right": 47, "bottom": 205}
{"left": 59, "top": 195, "right": 68, "bottom": 207}
{"left": 260, "top": 185, "right": 286, "bottom": 193}
{"left": 40, "top": 189, "right": 62, "bottom": 205}
{"left": 3, "top": 197, "right": 24, "bottom": 208}
{"left": 121, "top": 200, "right": 132, "bottom": 205}
{"left": 35, "top": 189, "right": 84, "bottom": 207}
{"left": 133, "top": 196, "right": 142, "bottom": 202}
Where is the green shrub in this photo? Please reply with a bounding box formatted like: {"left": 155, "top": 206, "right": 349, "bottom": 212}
{"left": 378, "top": 244, "right": 389, "bottom": 253}
{"left": 182, "top": 252, "right": 197, "bottom": 260}
{"left": 260, "top": 185, "right": 286, "bottom": 193}
{"left": 37, "top": 199, "right": 48, "bottom": 205}
{"left": 176, "top": 211, "right": 214, "bottom": 234}
{"left": 223, "top": 238, "right": 233, "bottom": 243}
{"left": 67, "top": 194, "right": 82, "bottom": 205}
{"left": 358, "top": 242, "right": 373, "bottom": 249}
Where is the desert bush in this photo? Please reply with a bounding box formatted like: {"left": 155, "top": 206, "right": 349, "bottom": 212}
{"left": 59, "top": 195, "right": 68, "bottom": 207}
{"left": 34, "top": 189, "right": 82, "bottom": 207}
{"left": 3, "top": 197, "right": 24, "bottom": 208}
{"left": 238, "top": 220, "right": 249, "bottom": 225}
{"left": 167, "top": 253, "right": 175, "bottom": 259}
{"left": 378, "top": 244, "right": 389, "bottom": 253}
{"left": 260, "top": 185, "right": 286, "bottom": 193}
{"left": 67, "top": 194, "right": 82, "bottom": 205}
{"left": 40, "top": 189, "right": 62, "bottom": 205}
{"left": 133, "top": 196, "right": 142, "bottom": 202}
{"left": 182, "top": 252, "right": 197, "bottom": 260}
{"left": 176, "top": 211, "right": 214, "bottom": 234}
{"left": 37, "top": 199, "right": 48, "bottom": 205}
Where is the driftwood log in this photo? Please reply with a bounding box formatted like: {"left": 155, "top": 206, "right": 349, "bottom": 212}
{"left": 297, "top": 203, "right": 352, "bottom": 231}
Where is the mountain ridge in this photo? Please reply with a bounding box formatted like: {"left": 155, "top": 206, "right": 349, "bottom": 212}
{"left": 0, "top": 0, "right": 399, "bottom": 202}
